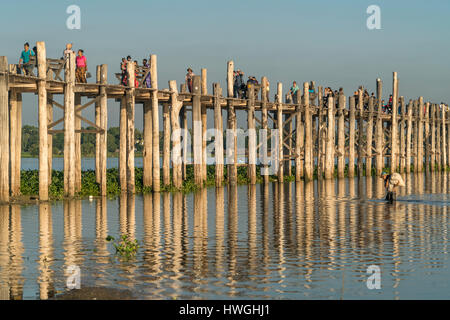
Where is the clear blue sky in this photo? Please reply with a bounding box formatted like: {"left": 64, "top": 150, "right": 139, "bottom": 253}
{"left": 1, "top": 0, "right": 449, "bottom": 129}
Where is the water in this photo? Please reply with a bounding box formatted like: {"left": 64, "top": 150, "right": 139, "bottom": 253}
{"left": 1, "top": 172, "right": 450, "bottom": 300}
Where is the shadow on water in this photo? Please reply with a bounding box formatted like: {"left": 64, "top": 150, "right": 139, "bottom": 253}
{"left": 1, "top": 172, "right": 450, "bottom": 299}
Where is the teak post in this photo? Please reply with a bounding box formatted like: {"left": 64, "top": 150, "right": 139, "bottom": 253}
{"left": 213, "top": 83, "right": 224, "bottom": 186}
{"left": 64, "top": 52, "right": 76, "bottom": 197}
{"left": 324, "top": 96, "right": 335, "bottom": 179}
{"left": 337, "top": 94, "right": 346, "bottom": 178}
{"left": 151, "top": 55, "right": 160, "bottom": 192}
{"left": 348, "top": 96, "right": 356, "bottom": 178}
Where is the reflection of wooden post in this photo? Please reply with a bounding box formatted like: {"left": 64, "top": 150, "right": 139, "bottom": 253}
{"left": 74, "top": 94, "right": 81, "bottom": 193}
{"left": 213, "top": 83, "right": 224, "bottom": 187}
{"left": 143, "top": 100, "right": 152, "bottom": 188}
{"left": 37, "top": 42, "right": 49, "bottom": 200}
{"left": 366, "top": 96, "right": 374, "bottom": 175}
{"left": 64, "top": 52, "right": 76, "bottom": 197}
{"left": 324, "top": 96, "right": 335, "bottom": 179}
{"left": 337, "top": 94, "right": 346, "bottom": 178}
{"left": 277, "top": 83, "right": 283, "bottom": 182}
{"left": 126, "top": 61, "right": 135, "bottom": 193}
{"left": 151, "top": 55, "right": 160, "bottom": 192}
{"left": 169, "top": 80, "right": 182, "bottom": 189}
{"left": 248, "top": 85, "right": 256, "bottom": 184}
{"left": 119, "top": 96, "right": 127, "bottom": 192}
{"left": 304, "top": 82, "right": 313, "bottom": 181}
{"left": 406, "top": 100, "right": 413, "bottom": 173}
{"left": 348, "top": 96, "right": 356, "bottom": 178}
{"left": 0, "top": 57, "right": 8, "bottom": 202}
{"left": 99, "top": 65, "right": 108, "bottom": 196}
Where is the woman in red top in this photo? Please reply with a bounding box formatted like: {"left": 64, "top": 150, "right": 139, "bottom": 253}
{"left": 75, "top": 49, "right": 87, "bottom": 83}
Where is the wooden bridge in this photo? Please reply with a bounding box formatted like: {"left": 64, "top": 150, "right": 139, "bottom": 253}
{"left": 0, "top": 41, "right": 449, "bottom": 202}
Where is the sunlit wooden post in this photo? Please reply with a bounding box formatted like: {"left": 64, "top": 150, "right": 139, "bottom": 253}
{"left": 74, "top": 93, "right": 81, "bottom": 193}
{"left": 406, "top": 100, "right": 413, "bottom": 173}
{"left": 375, "top": 78, "right": 383, "bottom": 176}
{"left": 304, "top": 82, "right": 313, "bottom": 181}
{"left": 337, "top": 94, "right": 346, "bottom": 178}
{"left": 99, "top": 64, "right": 108, "bottom": 196}
{"left": 143, "top": 100, "right": 152, "bottom": 188}
{"left": 213, "top": 83, "right": 224, "bottom": 186}
{"left": 169, "top": 80, "right": 183, "bottom": 189}
{"left": 126, "top": 61, "right": 136, "bottom": 193}
{"left": 431, "top": 103, "right": 436, "bottom": 172}
{"left": 37, "top": 42, "right": 49, "bottom": 200}
{"left": 192, "top": 75, "right": 203, "bottom": 185}
{"left": 119, "top": 96, "right": 127, "bottom": 192}
{"left": 151, "top": 54, "right": 160, "bottom": 192}
{"left": 417, "top": 97, "right": 424, "bottom": 172}
{"left": 0, "top": 56, "right": 8, "bottom": 202}
{"left": 277, "top": 82, "right": 283, "bottom": 182}
{"left": 295, "top": 90, "right": 303, "bottom": 181}
{"left": 261, "top": 76, "right": 270, "bottom": 183}
{"left": 324, "top": 96, "right": 335, "bottom": 179}
{"left": 64, "top": 51, "right": 76, "bottom": 197}
{"left": 226, "top": 61, "right": 237, "bottom": 185}
{"left": 201, "top": 68, "right": 208, "bottom": 182}
{"left": 399, "top": 97, "right": 406, "bottom": 173}
{"left": 348, "top": 96, "right": 356, "bottom": 178}
{"left": 390, "top": 72, "right": 399, "bottom": 173}
{"left": 247, "top": 85, "right": 256, "bottom": 184}
{"left": 357, "top": 89, "right": 364, "bottom": 176}
{"left": 366, "top": 96, "right": 374, "bottom": 175}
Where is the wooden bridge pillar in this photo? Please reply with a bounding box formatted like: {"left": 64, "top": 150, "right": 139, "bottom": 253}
{"left": 399, "top": 97, "right": 406, "bottom": 173}
{"left": 261, "top": 76, "right": 269, "bottom": 183}
{"left": 64, "top": 51, "right": 76, "bottom": 197}
{"left": 192, "top": 75, "right": 203, "bottom": 185}
{"left": 74, "top": 93, "right": 81, "bottom": 193}
{"left": 295, "top": 90, "right": 303, "bottom": 181}
{"left": 151, "top": 54, "right": 160, "bottom": 192}
{"left": 37, "top": 42, "right": 49, "bottom": 200}
{"left": 276, "top": 83, "right": 283, "bottom": 182}
{"left": 126, "top": 61, "right": 136, "bottom": 193}
{"left": 417, "top": 97, "right": 424, "bottom": 172}
{"left": 99, "top": 64, "right": 108, "bottom": 196}
{"left": 375, "top": 78, "right": 383, "bottom": 176}
{"left": 169, "top": 80, "right": 183, "bottom": 189}
{"left": 201, "top": 68, "right": 207, "bottom": 182}
{"left": 247, "top": 85, "right": 257, "bottom": 185}
{"left": 213, "top": 83, "right": 224, "bottom": 187}
{"left": 9, "top": 89, "right": 21, "bottom": 197}
{"left": 431, "top": 103, "right": 436, "bottom": 172}
{"left": 47, "top": 90, "right": 52, "bottom": 181}
{"left": 119, "top": 96, "right": 127, "bottom": 192}
{"left": 366, "top": 96, "right": 374, "bottom": 175}
{"left": 226, "top": 61, "right": 237, "bottom": 185}
{"left": 143, "top": 100, "right": 152, "bottom": 188}
{"left": 442, "top": 106, "right": 447, "bottom": 170}
{"left": 337, "top": 94, "right": 346, "bottom": 178}
{"left": 303, "top": 82, "right": 313, "bottom": 181}
{"left": 357, "top": 89, "right": 364, "bottom": 177}
{"left": 95, "top": 66, "right": 101, "bottom": 183}
{"left": 406, "top": 100, "right": 413, "bottom": 173}
{"left": 324, "top": 96, "right": 335, "bottom": 179}
{"left": 163, "top": 102, "right": 171, "bottom": 186}
{"left": 390, "top": 72, "right": 399, "bottom": 173}
{"left": 348, "top": 96, "right": 356, "bottom": 178}
{"left": 436, "top": 104, "right": 442, "bottom": 172}
{"left": 0, "top": 56, "right": 8, "bottom": 202}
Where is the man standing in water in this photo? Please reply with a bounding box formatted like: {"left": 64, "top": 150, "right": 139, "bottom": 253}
{"left": 381, "top": 172, "right": 405, "bottom": 203}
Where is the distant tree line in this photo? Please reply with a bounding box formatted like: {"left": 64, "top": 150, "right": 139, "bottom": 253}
{"left": 22, "top": 125, "right": 145, "bottom": 157}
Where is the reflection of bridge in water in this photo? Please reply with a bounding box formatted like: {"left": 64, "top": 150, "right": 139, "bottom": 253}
{"left": 0, "top": 172, "right": 449, "bottom": 299}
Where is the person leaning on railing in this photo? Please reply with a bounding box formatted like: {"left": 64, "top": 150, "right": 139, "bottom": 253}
{"left": 19, "top": 42, "right": 35, "bottom": 76}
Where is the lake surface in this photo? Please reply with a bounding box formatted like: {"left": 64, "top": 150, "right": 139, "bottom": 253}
{"left": 1, "top": 172, "right": 450, "bottom": 300}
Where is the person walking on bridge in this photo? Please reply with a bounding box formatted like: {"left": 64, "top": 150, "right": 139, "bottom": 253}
{"left": 19, "top": 42, "right": 35, "bottom": 76}
{"left": 381, "top": 171, "right": 405, "bottom": 203}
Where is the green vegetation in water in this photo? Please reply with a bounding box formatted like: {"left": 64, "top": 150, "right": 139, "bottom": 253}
{"left": 106, "top": 235, "right": 140, "bottom": 260}
{"left": 18, "top": 163, "right": 448, "bottom": 201}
